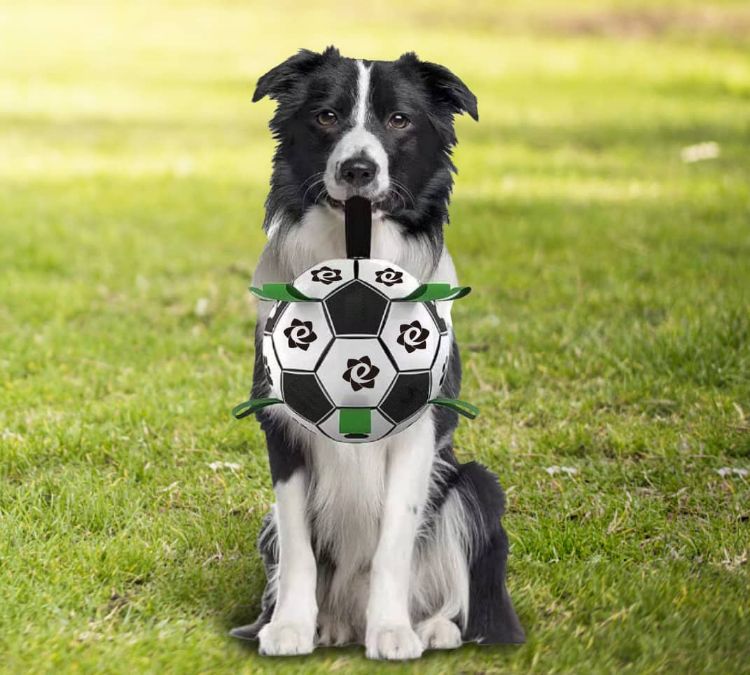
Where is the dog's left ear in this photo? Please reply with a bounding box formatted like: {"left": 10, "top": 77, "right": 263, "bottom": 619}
{"left": 253, "top": 47, "right": 338, "bottom": 103}
{"left": 400, "top": 53, "right": 478, "bottom": 121}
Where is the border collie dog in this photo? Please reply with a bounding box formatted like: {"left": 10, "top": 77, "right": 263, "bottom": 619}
{"left": 231, "top": 47, "right": 524, "bottom": 660}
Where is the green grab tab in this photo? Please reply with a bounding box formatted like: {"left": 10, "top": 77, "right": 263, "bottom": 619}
{"left": 232, "top": 398, "right": 283, "bottom": 419}
{"left": 339, "top": 408, "right": 372, "bottom": 436}
{"left": 395, "top": 284, "right": 472, "bottom": 302}
{"left": 249, "top": 284, "right": 316, "bottom": 302}
{"left": 429, "top": 397, "right": 480, "bottom": 419}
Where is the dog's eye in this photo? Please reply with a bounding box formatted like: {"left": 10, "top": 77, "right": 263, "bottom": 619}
{"left": 387, "top": 113, "right": 411, "bottom": 129}
{"left": 316, "top": 110, "right": 338, "bottom": 127}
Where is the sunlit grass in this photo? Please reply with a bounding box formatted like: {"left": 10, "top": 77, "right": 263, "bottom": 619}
{"left": 1, "top": 0, "right": 749, "bottom": 672}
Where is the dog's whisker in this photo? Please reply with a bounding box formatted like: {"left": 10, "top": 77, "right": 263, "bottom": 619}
{"left": 298, "top": 171, "right": 325, "bottom": 192}
{"left": 302, "top": 179, "right": 326, "bottom": 206}
{"left": 313, "top": 185, "right": 328, "bottom": 204}
{"left": 299, "top": 172, "right": 326, "bottom": 204}
{"left": 390, "top": 179, "right": 416, "bottom": 208}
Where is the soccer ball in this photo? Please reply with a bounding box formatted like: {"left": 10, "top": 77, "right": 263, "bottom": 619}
{"left": 260, "top": 258, "right": 451, "bottom": 443}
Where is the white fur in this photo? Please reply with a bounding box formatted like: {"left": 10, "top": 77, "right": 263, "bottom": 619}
{"left": 257, "top": 471, "right": 318, "bottom": 655}
{"left": 324, "top": 61, "right": 390, "bottom": 202}
{"left": 364, "top": 413, "right": 435, "bottom": 659}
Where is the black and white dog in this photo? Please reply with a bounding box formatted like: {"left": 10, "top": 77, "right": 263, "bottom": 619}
{"left": 231, "top": 47, "right": 524, "bottom": 660}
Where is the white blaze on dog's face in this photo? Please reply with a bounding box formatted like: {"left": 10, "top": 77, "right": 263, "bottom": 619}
{"left": 323, "top": 61, "right": 390, "bottom": 203}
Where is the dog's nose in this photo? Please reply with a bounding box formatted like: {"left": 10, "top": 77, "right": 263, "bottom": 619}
{"left": 338, "top": 157, "right": 378, "bottom": 188}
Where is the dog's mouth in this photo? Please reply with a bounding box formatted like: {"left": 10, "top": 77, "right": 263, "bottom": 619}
{"left": 325, "top": 194, "right": 389, "bottom": 213}
{"left": 325, "top": 195, "right": 345, "bottom": 210}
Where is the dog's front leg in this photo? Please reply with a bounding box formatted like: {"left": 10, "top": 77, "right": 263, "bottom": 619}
{"left": 365, "top": 414, "right": 434, "bottom": 660}
{"left": 258, "top": 466, "right": 318, "bottom": 656}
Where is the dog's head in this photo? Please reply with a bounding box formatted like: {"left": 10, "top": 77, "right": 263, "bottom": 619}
{"left": 254, "top": 47, "right": 477, "bottom": 234}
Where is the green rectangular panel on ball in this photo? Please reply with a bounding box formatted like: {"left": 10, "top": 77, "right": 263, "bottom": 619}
{"left": 339, "top": 408, "right": 372, "bottom": 435}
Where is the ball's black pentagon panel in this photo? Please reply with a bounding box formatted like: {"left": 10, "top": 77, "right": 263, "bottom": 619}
{"left": 281, "top": 372, "right": 333, "bottom": 424}
{"left": 425, "top": 300, "right": 448, "bottom": 335}
{"left": 324, "top": 279, "right": 389, "bottom": 336}
{"left": 264, "top": 301, "right": 289, "bottom": 334}
{"left": 379, "top": 371, "right": 431, "bottom": 424}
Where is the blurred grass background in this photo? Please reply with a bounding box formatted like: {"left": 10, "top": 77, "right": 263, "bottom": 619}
{"left": 1, "top": 0, "right": 749, "bottom": 672}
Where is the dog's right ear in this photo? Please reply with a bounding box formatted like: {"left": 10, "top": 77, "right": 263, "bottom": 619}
{"left": 253, "top": 47, "right": 338, "bottom": 103}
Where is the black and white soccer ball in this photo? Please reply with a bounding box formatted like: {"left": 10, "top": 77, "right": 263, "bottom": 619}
{"left": 261, "top": 258, "right": 451, "bottom": 443}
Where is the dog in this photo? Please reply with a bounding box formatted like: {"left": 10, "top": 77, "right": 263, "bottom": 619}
{"left": 230, "top": 47, "right": 524, "bottom": 660}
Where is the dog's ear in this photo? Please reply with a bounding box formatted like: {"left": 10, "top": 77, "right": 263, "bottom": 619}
{"left": 253, "top": 47, "right": 339, "bottom": 103}
{"left": 399, "top": 52, "right": 478, "bottom": 121}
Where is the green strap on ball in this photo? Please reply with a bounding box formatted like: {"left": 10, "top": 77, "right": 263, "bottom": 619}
{"left": 339, "top": 408, "right": 372, "bottom": 436}
{"left": 250, "top": 282, "right": 469, "bottom": 304}
{"left": 232, "top": 397, "right": 283, "bottom": 419}
{"left": 429, "top": 397, "right": 480, "bottom": 419}
{"left": 395, "top": 283, "right": 472, "bottom": 302}
{"left": 249, "top": 284, "right": 317, "bottom": 302}
{"left": 232, "top": 398, "right": 478, "bottom": 424}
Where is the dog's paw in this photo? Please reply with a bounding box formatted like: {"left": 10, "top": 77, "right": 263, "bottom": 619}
{"left": 258, "top": 621, "right": 315, "bottom": 656}
{"left": 317, "top": 615, "right": 354, "bottom": 646}
{"left": 416, "top": 616, "right": 462, "bottom": 650}
{"left": 366, "top": 624, "right": 423, "bottom": 660}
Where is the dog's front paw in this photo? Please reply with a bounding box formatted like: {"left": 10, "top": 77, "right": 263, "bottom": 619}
{"left": 258, "top": 621, "right": 315, "bottom": 656}
{"left": 365, "top": 624, "right": 423, "bottom": 660}
{"left": 416, "top": 616, "right": 462, "bottom": 650}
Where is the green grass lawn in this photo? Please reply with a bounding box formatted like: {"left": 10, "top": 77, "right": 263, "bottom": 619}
{"left": 1, "top": 1, "right": 749, "bottom": 672}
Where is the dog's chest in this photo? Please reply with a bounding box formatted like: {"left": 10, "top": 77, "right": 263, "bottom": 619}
{"left": 307, "top": 436, "right": 389, "bottom": 566}
{"left": 278, "top": 206, "right": 435, "bottom": 281}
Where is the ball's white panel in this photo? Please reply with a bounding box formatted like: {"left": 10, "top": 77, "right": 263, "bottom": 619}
{"left": 317, "top": 408, "right": 394, "bottom": 444}
{"left": 430, "top": 334, "right": 452, "bottom": 398}
{"left": 425, "top": 300, "right": 450, "bottom": 335}
{"left": 286, "top": 407, "right": 319, "bottom": 435}
{"left": 294, "top": 259, "right": 355, "bottom": 299}
{"left": 380, "top": 301, "right": 441, "bottom": 371}
{"left": 391, "top": 408, "right": 428, "bottom": 438}
{"left": 357, "top": 259, "right": 420, "bottom": 299}
{"left": 316, "top": 338, "right": 397, "bottom": 407}
{"left": 264, "top": 301, "right": 289, "bottom": 335}
{"left": 261, "top": 334, "right": 283, "bottom": 399}
{"left": 272, "top": 302, "right": 333, "bottom": 371}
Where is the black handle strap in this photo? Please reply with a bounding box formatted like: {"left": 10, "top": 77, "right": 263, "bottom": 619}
{"left": 345, "top": 196, "right": 371, "bottom": 259}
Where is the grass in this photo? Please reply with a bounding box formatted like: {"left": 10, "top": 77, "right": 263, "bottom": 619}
{"left": 1, "top": 0, "right": 749, "bottom": 672}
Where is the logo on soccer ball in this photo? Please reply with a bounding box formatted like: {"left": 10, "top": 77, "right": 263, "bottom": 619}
{"left": 397, "top": 320, "right": 429, "bottom": 353}
{"left": 343, "top": 356, "right": 380, "bottom": 391}
{"left": 311, "top": 266, "right": 342, "bottom": 284}
{"left": 283, "top": 318, "right": 317, "bottom": 350}
{"left": 374, "top": 268, "right": 403, "bottom": 286}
